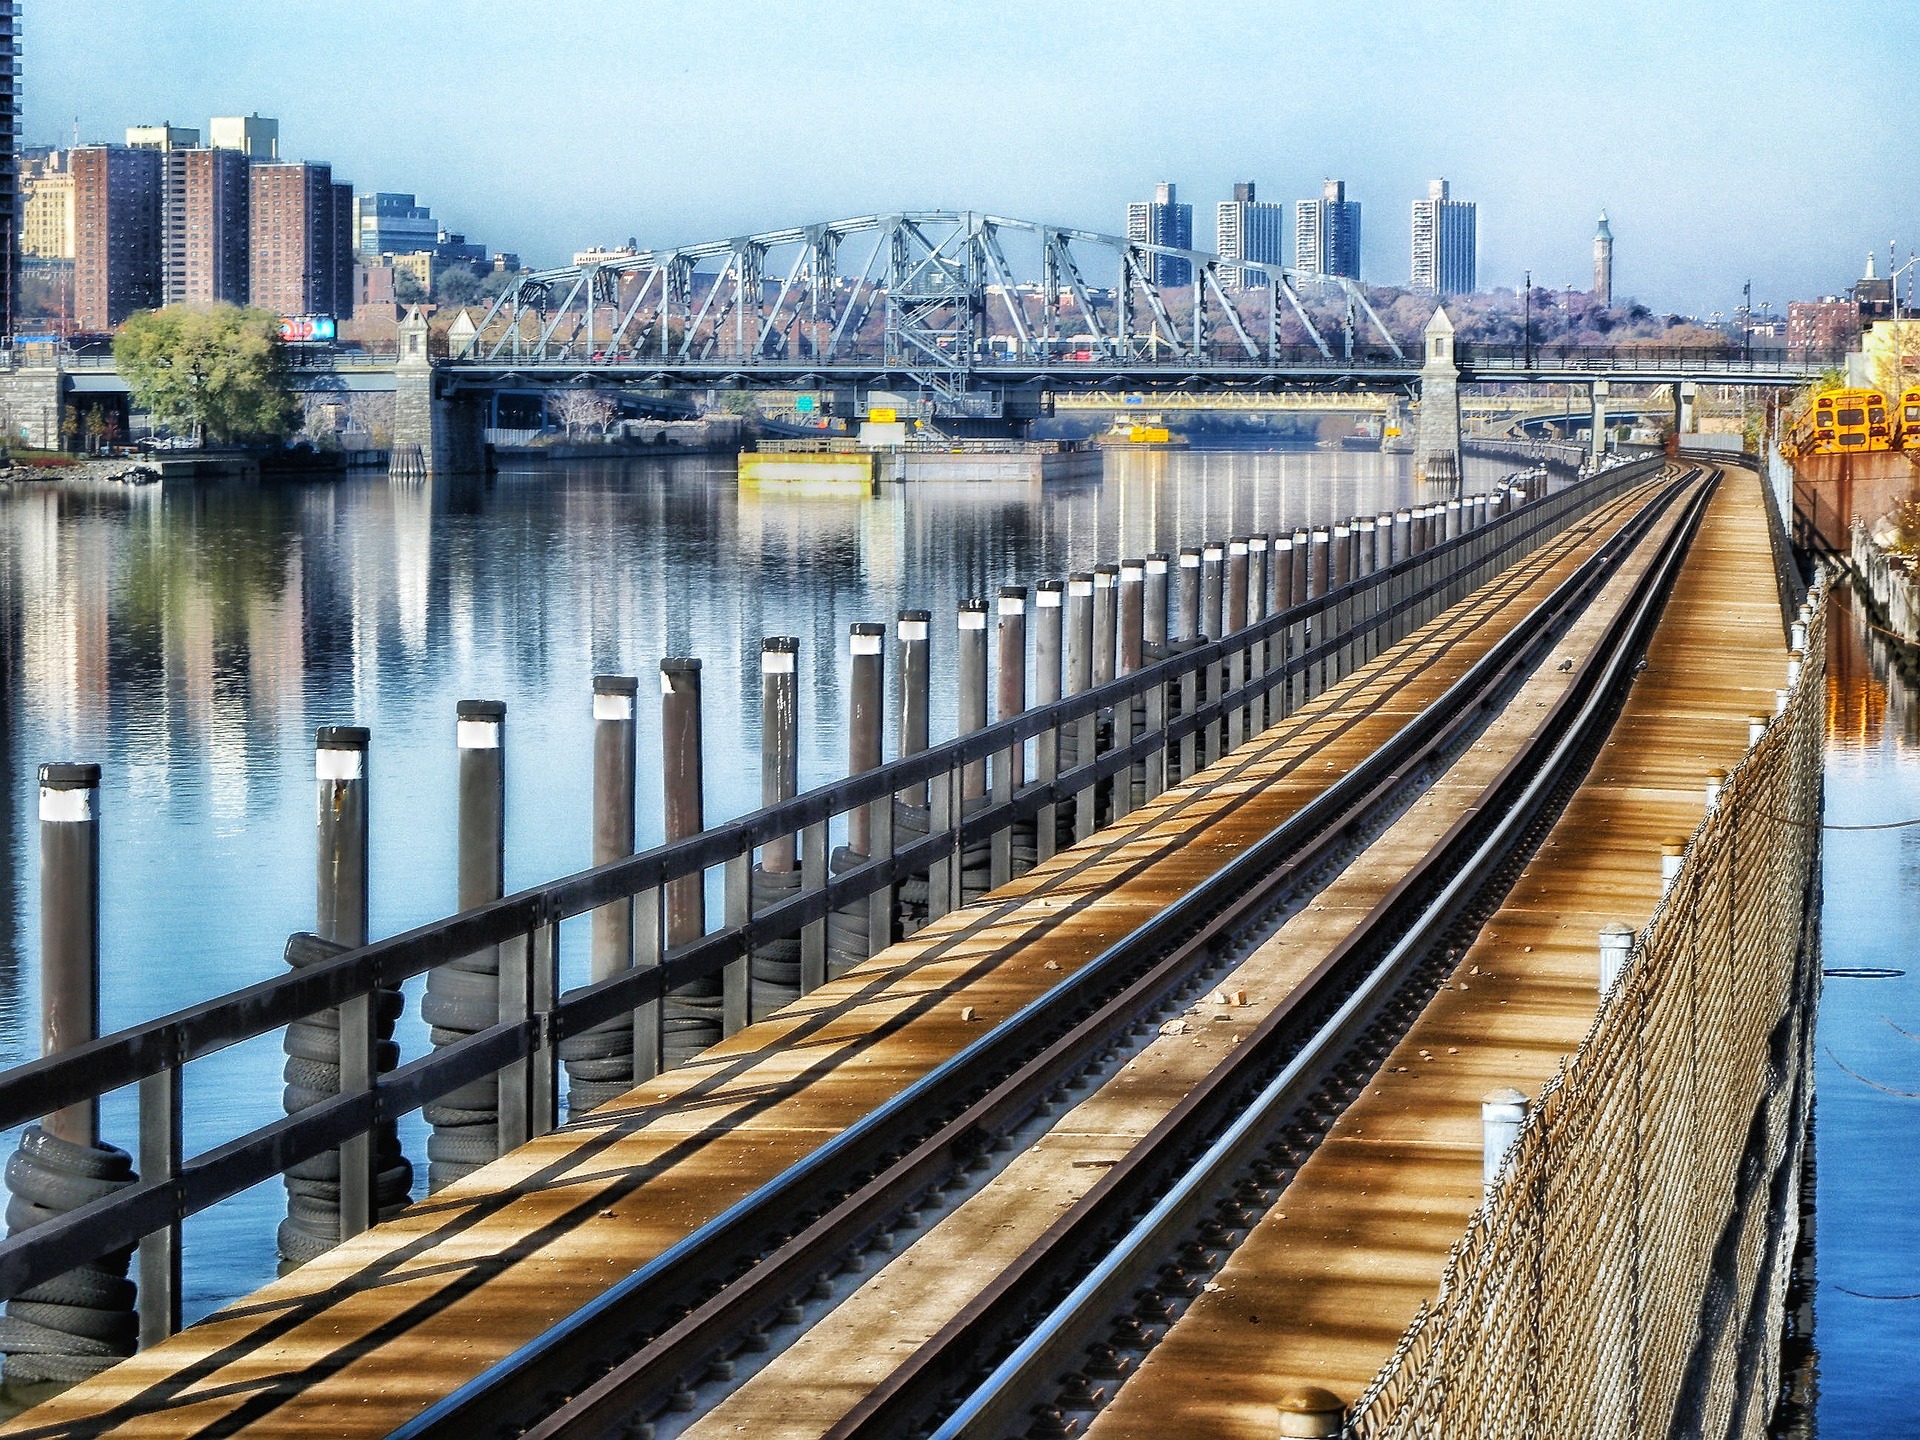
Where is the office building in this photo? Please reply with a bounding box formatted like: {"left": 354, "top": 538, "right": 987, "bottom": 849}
{"left": 1295, "top": 179, "right": 1361, "bottom": 280}
{"left": 181, "top": 147, "right": 251, "bottom": 304}
{"left": 355, "top": 192, "right": 437, "bottom": 258}
{"left": 210, "top": 114, "right": 279, "bottom": 162}
{"left": 0, "top": 2, "right": 18, "bottom": 331}
{"left": 1593, "top": 212, "right": 1613, "bottom": 307}
{"left": 22, "top": 150, "right": 75, "bottom": 260}
{"left": 250, "top": 161, "right": 351, "bottom": 318}
{"left": 1410, "top": 179, "right": 1476, "bottom": 296}
{"left": 1215, "top": 181, "right": 1284, "bottom": 289}
{"left": 72, "top": 146, "right": 163, "bottom": 330}
{"left": 1126, "top": 182, "right": 1193, "bottom": 289}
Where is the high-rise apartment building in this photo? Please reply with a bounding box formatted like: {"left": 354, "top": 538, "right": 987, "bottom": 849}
{"left": 210, "top": 114, "right": 279, "bottom": 162}
{"left": 354, "top": 192, "right": 437, "bottom": 258}
{"left": 1126, "top": 182, "right": 1193, "bottom": 289}
{"left": 1294, "top": 179, "right": 1362, "bottom": 281}
{"left": 1215, "top": 181, "right": 1285, "bottom": 289}
{"left": 22, "top": 151, "right": 75, "bottom": 260}
{"left": 1, "top": 2, "right": 18, "bottom": 332}
{"left": 128, "top": 124, "right": 201, "bottom": 306}
{"left": 250, "top": 161, "right": 351, "bottom": 318}
{"left": 72, "top": 146, "right": 163, "bottom": 330}
{"left": 1410, "top": 178, "right": 1476, "bottom": 296}
{"left": 181, "top": 148, "right": 251, "bottom": 304}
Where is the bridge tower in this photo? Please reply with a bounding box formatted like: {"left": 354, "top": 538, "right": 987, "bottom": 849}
{"left": 392, "top": 304, "right": 489, "bottom": 477}
{"left": 1414, "top": 305, "right": 1461, "bottom": 488}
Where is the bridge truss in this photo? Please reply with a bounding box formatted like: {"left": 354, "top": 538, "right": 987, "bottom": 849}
{"left": 456, "top": 211, "right": 1406, "bottom": 408}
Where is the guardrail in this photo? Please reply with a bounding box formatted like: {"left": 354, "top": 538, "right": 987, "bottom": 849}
{"left": 0, "top": 458, "right": 1666, "bottom": 1355}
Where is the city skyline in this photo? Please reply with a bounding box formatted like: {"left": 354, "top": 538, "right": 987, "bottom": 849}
{"left": 19, "top": 2, "right": 1919, "bottom": 318}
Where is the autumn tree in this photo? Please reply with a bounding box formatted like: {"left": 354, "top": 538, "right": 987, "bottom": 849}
{"left": 114, "top": 304, "right": 298, "bottom": 445}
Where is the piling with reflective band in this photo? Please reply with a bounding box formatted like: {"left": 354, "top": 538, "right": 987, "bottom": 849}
{"left": 831, "top": 622, "right": 889, "bottom": 979}
{"left": 897, "top": 610, "right": 932, "bottom": 808}
{"left": 1194, "top": 543, "right": 1218, "bottom": 641}
{"left": 958, "top": 600, "right": 990, "bottom": 801}
{"left": 3, "top": 770, "right": 138, "bottom": 1388}
{"left": 1035, "top": 582, "right": 1066, "bottom": 861}
{"left": 993, "top": 588, "right": 1030, "bottom": 884}
{"left": 1705, "top": 767, "right": 1726, "bottom": 813}
{"left": 1118, "top": 561, "right": 1145, "bottom": 674}
{"left": 742, "top": 640, "right": 803, "bottom": 1025}
{"left": 1393, "top": 509, "right": 1413, "bottom": 565}
{"left": 661, "top": 660, "right": 719, "bottom": 1065}
{"left": 284, "top": 727, "right": 411, "bottom": 1264}
{"left": 1227, "top": 539, "right": 1250, "bottom": 631}
{"left": 591, "top": 677, "right": 638, "bottom": 975}
{"left": 1143, "top": 554, "right": 1170, "bottom": 651}
{"left": 1307, "top": 529, "right": 1330, "bottom": 599}
{"left": 1177, "top": 550, "right": 1202, "bottom": 641}
{"left": 1092, "top": 565, "right": 1119, "bottom": 687}
{"left": 1065, "top": 574, "right": 1097, "bottom": 840}
{"left": 1332, "top": 524, "right": 1352, "bottom": 590}
{"left": 1748, "top": 713, "right": 1769, "bottom": 749}
{"left": 1248, "top": 535, "right": 1270, "bottom": 623}
{"left": 846, "top": 625, "right": 886, "bottom": 856}
{"left": 1786, "top": 649, "right": 1803, "bottom": 689}
{"left": 1376, "top": 512, "right": 1393, "bottom": 572}
{"left": 427, "top": 701, "right": 507, "bottom": 1189}
{"left": 1482, "top": 1087, "right": 1530, "bottom": 1193}
{"left": 1599, "top": 921, "right": 1634, "bottom": 995}
{"left": 1660, "top": 837, "right": 1686, "bottom": 896}
{"left": 1774, "top": 686, "right": 1789, "bottom": 717}
{"left": 1276, "top": 1385, "right": 1346, "bottom": 1439}
{"left": 1445, "top": 498, "right": 1462, "bottom": 541}
{"left": 1290, "top": 529, "right": 1310, "bottom": 606}
{"left": 1357, "top": 517, "right": 1377, "bottom": 578}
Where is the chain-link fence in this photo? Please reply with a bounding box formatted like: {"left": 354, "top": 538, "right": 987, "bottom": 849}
{"left": 1348, "top": 580, "right": 1827, "bottom": 1440}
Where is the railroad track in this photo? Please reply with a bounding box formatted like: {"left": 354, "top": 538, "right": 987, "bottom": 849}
{"left": 393, "top": 466, "right": 1713, "bottom": 1440}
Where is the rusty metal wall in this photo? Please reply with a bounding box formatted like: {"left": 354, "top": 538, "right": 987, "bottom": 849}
{"left": 1347, "top": 583, "right": 1828, "bottom": 1440}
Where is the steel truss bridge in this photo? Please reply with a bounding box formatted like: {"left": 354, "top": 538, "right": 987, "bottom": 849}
{"left": 451, "top": 211, "right": 1830, "bottom": 413}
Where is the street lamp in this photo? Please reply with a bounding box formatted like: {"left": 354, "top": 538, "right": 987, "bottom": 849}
{"left": 1742, "top": 280, "right": 1752, "bottom": 364}
{"left": 1523, "top": 269, "right": 1532, "bottom": 370}
{"left": 1889, "top": 249, "right": 1918, "bottom": 395}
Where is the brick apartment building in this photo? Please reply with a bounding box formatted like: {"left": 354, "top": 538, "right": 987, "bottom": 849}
{"left": 181, "top": 148, "right": 251, "bottom": 304}
{"left": 249, "top": 161, "right": 352, "bottom": 319}
{"left": 72, "top": 145, "right": 162, "bottom": 330}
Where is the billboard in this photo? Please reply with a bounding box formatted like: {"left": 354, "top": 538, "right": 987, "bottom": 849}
{"left": 278, "top": 316, "right": 338, "bottom": 344}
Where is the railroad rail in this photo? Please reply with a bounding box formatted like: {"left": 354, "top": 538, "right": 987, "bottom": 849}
{"left": 392, "top": 466, "right": 1711, "bottom": 1440}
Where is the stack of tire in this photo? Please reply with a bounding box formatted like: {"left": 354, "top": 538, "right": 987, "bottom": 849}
{"left": 559, "top": 1018, "right": 633, "bottom": 1117}
{"left": 0, "top": 1126, "right": 137, "bottom": 1389}
{"left": 278, "top": 932, "right": 413, "bottom": 1265}
{"left": 422, "top": 942, "right": 504, "bottom": 1188}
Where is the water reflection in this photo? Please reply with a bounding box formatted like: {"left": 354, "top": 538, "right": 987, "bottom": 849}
{"left": 0, "top": 447, "right": 1491, "bottom": 1318}
{"left": 1817, "top": 587, "right": 1920, "bottom": 1435}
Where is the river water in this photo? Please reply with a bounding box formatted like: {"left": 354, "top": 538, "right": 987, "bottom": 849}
{"left": 2, "top": 449, "right": 1909, "bottom": 1432}
{"left": 0, "top": 446, "right": 1503, "bottom": 1322}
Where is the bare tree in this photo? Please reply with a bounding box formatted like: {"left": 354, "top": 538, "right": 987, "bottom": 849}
{"left": 549, "top": 388, "right": 619, "bottom": 440}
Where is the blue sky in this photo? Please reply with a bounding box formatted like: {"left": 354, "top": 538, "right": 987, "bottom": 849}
{"left": 24, "top": 1, "right": 1919, "bottom": 314}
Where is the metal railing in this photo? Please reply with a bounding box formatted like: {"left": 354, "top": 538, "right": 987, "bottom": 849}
{"left": 0, "top": 458, "right": 1666, "bottom": 1349}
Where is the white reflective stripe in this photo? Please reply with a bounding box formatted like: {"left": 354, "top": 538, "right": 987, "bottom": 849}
{"left": 1249, "top": 536, "right": 1269, "bottom": 551}
{"left": 1179, "top": 554, "right": 1200, "bottom": 568}
{"left": 39, "top": 787, "right": 92, "bottom": 823}
{"left": 958, "top": 611, "right": 987, "bottom": 630}
{"left": 851, "top": 634, "right": 883, "bottom": 655}
{"left": 898, "top": 619, "right": 929, "bottom": 641}
{"left": 1120, "top": 564, "right": 1144, "bottom": 580}
{"left": 1229, "top": 540, "right": 1248, "bottom": 555}
{"left": 593, "top": 692, "right": 635, "bottom": 720}
{"left": 661, "top": 671, "right": 676, "bottom": 694}
{"left": 1145, "top": 558, "right": 1168, "bottom": 573}
{"left": 1036, "top": 590, "right": 1063, "bottom": 607}
{"left": 1069, "top": 578, "right": 1094, "bottom": 595}
{"left": 457, "top": 719, "right": 501, "bottom": 750}
{"left": 1276, "top": 539, "right": 1293, "bottom": 552}
{"left": 1203, "top": 545, "right": 1224, "bottom": 559}
{"left": 761, "top": 651, "right": 796, "bottom": 674}
{"left": 1094, "top": 571, "right": 1114, "bottom": 587}
{"left": 316, "top": 747, "right": 364, "bottom": 781}
{"left": 999, "top": 597, "right": 1024, "bottom": 615}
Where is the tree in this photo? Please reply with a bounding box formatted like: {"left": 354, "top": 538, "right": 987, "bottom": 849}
{"left": 548, "top": 388, "right": 618, "bottom": 439}
{"left": 394, "top": 269, "right": 428, "bottom": 305}
{"left": 435, "top": 263, "right": 484, "bottom": 307}
{"left": 114, "top": 304, "right": 297, "bottom": 446}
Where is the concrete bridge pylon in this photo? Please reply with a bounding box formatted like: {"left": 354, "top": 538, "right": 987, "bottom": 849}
{"left": 1414, "top": 305, "right": 1461, "bottom": 488}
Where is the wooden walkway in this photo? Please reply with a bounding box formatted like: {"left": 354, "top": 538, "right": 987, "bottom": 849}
{"left": 1087, "top": 464, "right": 1789, "bottom": 1438}
{"left": 4, "top": 481, "right": 1667, "bottom": 1439}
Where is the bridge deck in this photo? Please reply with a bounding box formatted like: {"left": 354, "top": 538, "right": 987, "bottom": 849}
{"left": 6, "top": 479, "right": 1664, "bottom": 1439}
{"left": 1085, "top": 463, "right": 1788, "bottom": 1438}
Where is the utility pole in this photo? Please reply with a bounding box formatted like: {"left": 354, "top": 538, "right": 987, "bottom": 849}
{"left": 1523, "top": 269, "right": 1532, "bottom": 370}
{"left": 1743, "top": 279, "right": 1752, "bottom": 364}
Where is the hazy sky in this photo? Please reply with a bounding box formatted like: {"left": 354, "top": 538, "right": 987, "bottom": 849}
{"left": 24, "top": 2, "right": 1920, "bottom": 315}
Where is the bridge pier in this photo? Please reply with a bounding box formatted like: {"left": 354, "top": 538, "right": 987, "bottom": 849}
{"left": 1591, "top": 380, "right": 1610, "bottom": 466}
{"left": 393, "top": 307, "right": 489, "bottom": 477}
{"left": 1414, "top": 306, "right": 1461, "bottom": 488}
{"left": 0, "top": 363, "right": 66, "bottom": 450}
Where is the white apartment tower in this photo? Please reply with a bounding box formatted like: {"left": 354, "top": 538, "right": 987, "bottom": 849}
{"left": 1410, "top": 178, "right": 1476, "bottom": 296}
{"left": 1216, "top": 181, "right": 1285, "bottom": 289}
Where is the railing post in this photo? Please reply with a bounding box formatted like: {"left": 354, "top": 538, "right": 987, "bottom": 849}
{"left": 993, "top": 587, "right": 1026, "bottom": 887}
{"left": 661, "top": 659, "right": 717, "bottom": 1066}
{"left": 1066, "top": 573, "right": 1097, "bottom": 842}
{"left": 1034, "top": 581, "right": 1064, "bottom": 862}
{"left": 315, "top": 726, "right": 375, "bottom": 1240}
